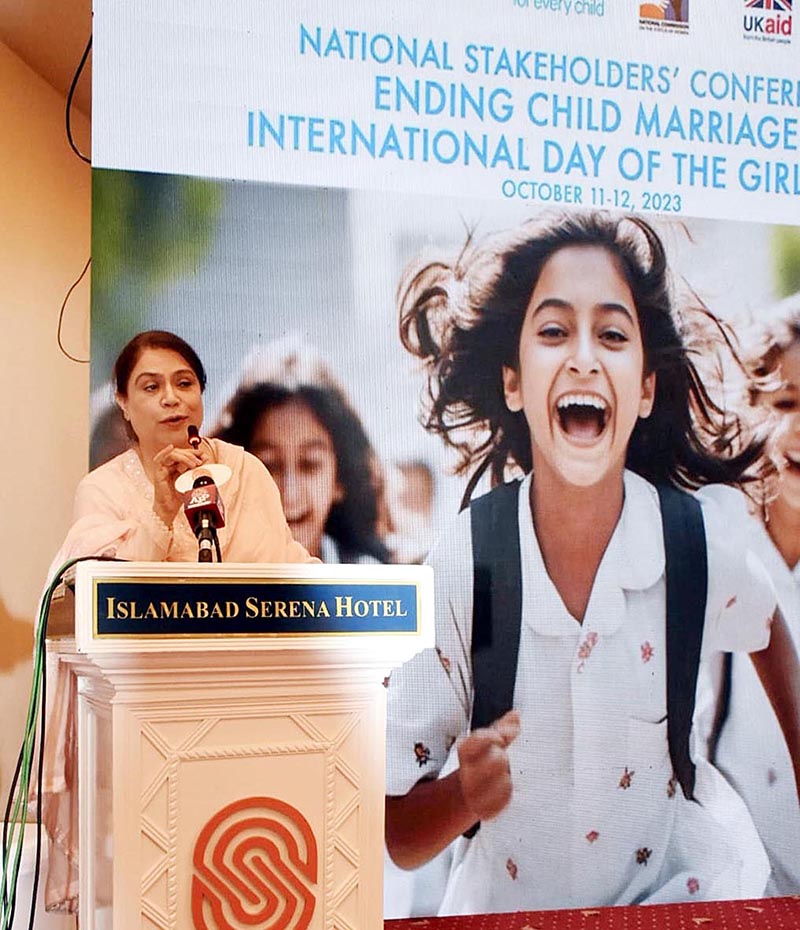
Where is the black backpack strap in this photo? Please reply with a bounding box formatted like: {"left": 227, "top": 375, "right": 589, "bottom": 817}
{"left": 470, "top": 480, "right": 524, "bottom": 731}
{"left": 465, "top": 480, "right": 523, "bottom": 838}
{"left": 656, "top": 484, "right": 708, "bottom": 802}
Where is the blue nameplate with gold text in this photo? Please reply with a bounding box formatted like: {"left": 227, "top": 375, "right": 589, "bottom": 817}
{"left": 93, "top": 577, "right": 420, "bottom": 637}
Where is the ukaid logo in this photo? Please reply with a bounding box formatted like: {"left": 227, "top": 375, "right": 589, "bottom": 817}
{"left": 639, "top": 0, "right": 688, "bottom": 33}
{"left": 744, "top": 0, "right": 793, "bottom": 43}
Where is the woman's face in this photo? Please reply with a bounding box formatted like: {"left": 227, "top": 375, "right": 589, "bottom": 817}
{"left": 768, "top": 340, "right": 800, "bottom": 512}
{"left": 116, "top": 347, "right": 204, "bottom": 456}
{"left": 502, "top": 245, "right": 656, "bottom": 489}
{"left": 250, "top": 399, "right": 342, "bottom": 558}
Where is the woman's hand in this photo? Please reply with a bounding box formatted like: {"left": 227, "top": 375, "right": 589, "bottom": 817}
{"left": 150, "top": 442, "right": 210, "bottom": 527}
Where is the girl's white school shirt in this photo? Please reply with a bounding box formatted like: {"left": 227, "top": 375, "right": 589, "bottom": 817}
{"left": 385, "top": 471, "right": 776, "bottom": 915}
{"left": 703, "top": 486, "right": 800, "bottom": 894}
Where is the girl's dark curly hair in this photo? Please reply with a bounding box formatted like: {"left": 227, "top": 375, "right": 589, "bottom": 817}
{"left": 398, "top": 210, "right": 768, "bottom": 503}
{"left": 216, "top": 382, "right": 390, "bottom": 563}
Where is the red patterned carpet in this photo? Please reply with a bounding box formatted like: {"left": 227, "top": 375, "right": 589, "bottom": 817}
{"left": 386, "top": 897, "right": 800, "bottom": 930}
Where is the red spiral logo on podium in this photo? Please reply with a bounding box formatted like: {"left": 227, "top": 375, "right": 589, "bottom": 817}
{"left": 191, "top": 797, "right": 318, "bottom": 930}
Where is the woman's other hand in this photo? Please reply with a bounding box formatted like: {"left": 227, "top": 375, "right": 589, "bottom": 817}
{"left": 151, "top": 442, "right": 209, "bottom": 526}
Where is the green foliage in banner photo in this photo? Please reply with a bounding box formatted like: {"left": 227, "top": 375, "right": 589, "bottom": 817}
{"left": 773, "top": 226, "right": 800, "bottom": 299}
{"left": 91, "top": 169, "right": 224, "bottom": 368}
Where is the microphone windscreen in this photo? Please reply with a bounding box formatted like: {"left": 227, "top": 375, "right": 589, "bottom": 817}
{"left": 174, "top": 463, "right": 233, "bottom": 493}
{"left": 183, "top": 480, "right": 226, "bottom": 531}
{"left": 187, "top": 424, "right": 201, "bottom": 449}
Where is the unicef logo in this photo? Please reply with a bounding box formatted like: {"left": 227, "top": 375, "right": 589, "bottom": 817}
{"left": 192, "top": 797, "right": 318, "bottom": 930}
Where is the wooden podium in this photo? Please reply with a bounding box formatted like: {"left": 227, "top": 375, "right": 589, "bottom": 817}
{"left": 53, "top": 560, "right": 433, "bottom": 930}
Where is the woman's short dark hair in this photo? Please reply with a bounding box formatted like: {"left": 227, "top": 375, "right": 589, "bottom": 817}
{"left": 113, "top": 330, "right": 207, "bottom": 397}
{"left": 216, "top": 381, "right": 390, "bottom": 563}
{"left": 398, "top": 210, "right": 768, "bottom": 501}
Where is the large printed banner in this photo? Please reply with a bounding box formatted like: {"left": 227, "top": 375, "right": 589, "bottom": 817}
{"left": 94, "top": 0, "right": 800, "bottom": 222}
{"left": 91, "top": 0, "right": 800, "bottom": 924}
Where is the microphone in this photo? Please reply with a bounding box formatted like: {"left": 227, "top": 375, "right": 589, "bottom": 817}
{"left": 183, "top": 470, "right": 226, "bottom": 563}
{"left": 174, "top": 428, "right": 233, "bottom": 495}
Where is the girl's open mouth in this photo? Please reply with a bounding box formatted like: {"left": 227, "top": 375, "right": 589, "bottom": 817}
{"left": 556, "top": 393, "right": 609, "bottom": 442}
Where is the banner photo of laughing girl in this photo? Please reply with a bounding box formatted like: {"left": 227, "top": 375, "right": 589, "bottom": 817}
{"left": 90, "top": 169, "right": 800, "bottom": 917}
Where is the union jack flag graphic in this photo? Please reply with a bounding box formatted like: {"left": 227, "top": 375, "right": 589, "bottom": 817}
{"left": 745, "top": 0, "right": 792, "bottom": 10}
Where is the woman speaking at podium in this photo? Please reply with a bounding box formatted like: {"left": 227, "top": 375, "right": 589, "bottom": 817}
{"left": 40, "top": 330, "right": 316, "bottom": 914}
{"left": 54, "top": 330, "right": 316, "bottom": 566}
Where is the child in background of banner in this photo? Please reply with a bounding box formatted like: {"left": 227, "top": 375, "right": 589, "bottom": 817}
{"left": 709, "top": 300, "right": 800, "bottom": 895}
{"left": 213, "top": 338, "right": 390, "bottom": 565}
{"left": 385, "top": 459, "right": 438, "bottom": 565}
{"left": 384, "top": 211, "right": 800, "bottom": 915}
